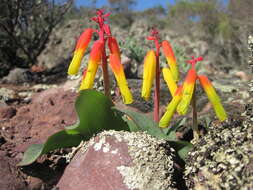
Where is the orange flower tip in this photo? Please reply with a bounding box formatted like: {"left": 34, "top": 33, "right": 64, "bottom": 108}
{"left": 90, "top": 40, "right": 104, "bottom": 62}
{"left": 108, "top": 37, "right": 120, "bottom": 56}
{"left": 174, "top": 85, "right": 183, "bottom": 96}
{"left": 75, "top": 28, "right": 93, "bottom": 51}
{"left": 67, "top": 28, "right": 93, "bottom": 75}
{"left": 176, "top": 70, "right": 197, "bottom": 115}
{"left": 109, "top": 54, "right": 121, "bottom": 74}
{"left": 162, "top": 40, "right": 175, "bottom": 58}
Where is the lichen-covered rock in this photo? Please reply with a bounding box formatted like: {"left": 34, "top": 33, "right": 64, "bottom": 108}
{"left": 57, "top": 130, "right": 177, "bottom": 190}
{"left": 184, "top": 106, "right": 253, "bottom": 190}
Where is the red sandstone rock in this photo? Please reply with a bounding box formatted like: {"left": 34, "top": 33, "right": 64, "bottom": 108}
{"left": 0, "top": 106, "right": 16, "bottom": 120}
{"left": 57, "top": 135, "right": 132, "bottom": 190}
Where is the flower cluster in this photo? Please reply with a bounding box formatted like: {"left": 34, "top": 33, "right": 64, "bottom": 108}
{"left": 68, "top": 9, "right": 133, "bottom": 104}
{"left": 159, "top": 56, "right": 227, "bottom": 128}
{"left": 141, "top": 28, "right": 179, "bottom": 121}
{"left": 67, "top": 10, "right": 227, "bottom": 131}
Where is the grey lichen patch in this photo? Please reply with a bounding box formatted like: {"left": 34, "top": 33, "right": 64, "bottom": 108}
{"left": 93, "top": 135, "right": 106, "bottom": 151}
{"left": 96, "top": 130, "right": 177, "bottom": 190}
{"left": 184, "top": 106, "right": 253, "bottom": 190}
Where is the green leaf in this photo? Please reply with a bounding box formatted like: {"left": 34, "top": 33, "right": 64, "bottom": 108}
{"left": 116, "top": 108, "right": 168, "bottom": 139}
{"left": 19, "top": 90, "right": 130, "bottom": 166}
{"left": 115, "top": 108, "right": 193, "bottom": 161}
{"left": 18, "top": 130, "right": 83, "bottom": 166}
{"left": 65, "top": 90, "right": 129, "bottom": 139}
{"left": 168, "top": 140, "right": 193, "bottom": 161}
{"left": 164, "top": 118, "right": 187, "bottom": 140}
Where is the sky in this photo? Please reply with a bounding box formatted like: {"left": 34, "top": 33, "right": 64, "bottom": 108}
{"left": 75, "top": 0, "right": 176, "bottom": 11}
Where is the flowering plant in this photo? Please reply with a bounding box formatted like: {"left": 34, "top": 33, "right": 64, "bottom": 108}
{"left": 18, "top": 11, "right": 227, "bottom": 166}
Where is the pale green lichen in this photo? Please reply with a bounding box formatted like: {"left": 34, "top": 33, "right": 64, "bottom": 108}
{"left": 184, "top": 103, "right": 253, "bottom": 190}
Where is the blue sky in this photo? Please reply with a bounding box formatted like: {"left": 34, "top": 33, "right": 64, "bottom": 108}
{"left": 75, "top": 0, "right": 176, "bottom": 11}
{"left": 75, "top": 0, "right": 228, "bottom": 11}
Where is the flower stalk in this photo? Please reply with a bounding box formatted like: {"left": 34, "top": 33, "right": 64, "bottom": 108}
{"left": 142, "top": 28, "right": 179, "bottom": 123}
{"left": 191, "top": 85, "right": 199, "bottom": 140}
{"left": 153, "top": 29, "right": 161, "bottom": 122}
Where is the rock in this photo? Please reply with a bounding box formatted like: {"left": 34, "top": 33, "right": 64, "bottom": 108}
{"left": 184, "top": 108, "right": 253, "bottom": 189}
{"left": 0, "top": 87, "right": 78, "bottom": 189}
{"left": 1, "top": 68, "right": 32, "bottom": 84}
{"left": 1, "top": 87, "right": 77, "bottom": 154}
{"left": 57, "top": 130, "right": 177, "bottom": 190}
{"left": 0, "top": 87, "right": 17, "bottom": 102}
{"left": 0, "top": 153, "right": 26, "bottom": 190}
{"left": 0, "top": 106, "right": 16, "bottom": 120}
{"left": 37, "top": 19, "right": 94, "bottom": 70}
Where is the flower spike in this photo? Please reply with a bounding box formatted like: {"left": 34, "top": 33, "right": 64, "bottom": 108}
{"left": 162, "top": 67, "right": 178, "bottom": 97}
{"left": 162, "top": 40, "right": 179, "bottom": 82}
{"left": 109, "top": 54, "right": 133, "bottom": 104}
{"left": 79, "top": 40, "right": 103, "bottom": 90}
{"left": 177, "top": 68, "right": 197, "bottom": 115}
{"left": 198, "top": 75, "right": 227, "bottom": 121}
{"left": 68, "top": 28, "right": 93, "bottom": 75}
{"left": 141, "top": 50, "right": 157, "bottom": 101}
{"left": 159, "top": 86, "right": 183, "bottom": 128}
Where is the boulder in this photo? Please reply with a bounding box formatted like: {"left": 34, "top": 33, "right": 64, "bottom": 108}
{"left": 57, "top": 130, "right": 177, "bottom": 190}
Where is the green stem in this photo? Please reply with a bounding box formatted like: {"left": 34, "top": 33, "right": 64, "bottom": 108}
{"left": 191, "top": 86, "right": 199, "bottom": 140}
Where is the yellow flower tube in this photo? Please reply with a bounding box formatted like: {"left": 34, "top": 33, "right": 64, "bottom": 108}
{"left": 198, "top": 75, "right": 227, "bottom": 121}
{"left": 177, "top": 68, "right": 197, "bottom": 115}
{"left": 79, "top": 40, "right": 103, "bottom": 90}
{"left": 161, "top": 40, "right": 179, "bottom": 82}
{"left": 162, "top": 67, "right": 178, "bottom": 97}
{"left": 109, "top": 53, "right": 133, "bottom": 104}
{"left": 68, "top": 28, "right": 93, "bottom": 75}
{"left": 141, "top": 50, "right": 156, "bottom": 101}
{"left": 159, "top": 86, "right": 183, "bottom": 128}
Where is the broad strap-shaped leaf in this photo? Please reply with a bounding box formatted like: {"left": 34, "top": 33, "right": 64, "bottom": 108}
{"left": 116, "top": 108, "right": 193, "bottom": 161}
{"left": 18, "top": 130, "right": 83, "bottom": 166}
{"left": 116, "top": 108, "right": 168, "bottom": 139}
{"left": 65, "top": 90, "right": 129, "bottom": 139}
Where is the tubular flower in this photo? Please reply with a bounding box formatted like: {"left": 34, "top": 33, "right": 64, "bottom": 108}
{"left": 162, "top": 67, "right": 178, "bottom": 97}
{"left": 177, "top": 68, "right": 197, "bottom": 115}
{"left": 109, "top": 54, "right": 133, "bottom": 104}
{"left": 108, "top": 37, "right": 120, "bottom": 57}
{"left": 141, "top": 50, "right": 157, "bottom": 101}
{"left": 198, "top": 75, "right": 227, "bottom": 121}
{"left": 79, "top": 40, "right": 103, "bottom": 90}
{"left": 68, "top": 28, "right": 93, "bottom": 75}
{"left": 159, "top": 86, "right": 183, "bottom": 128}
{"left": 162, "top": 40, "right": 179, "bottom": 82}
